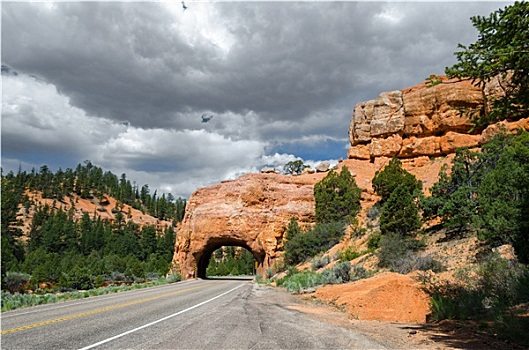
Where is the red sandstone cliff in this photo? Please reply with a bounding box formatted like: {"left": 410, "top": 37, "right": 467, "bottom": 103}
{"left": 348, "top": 76, "right": 528, "bottom": 160}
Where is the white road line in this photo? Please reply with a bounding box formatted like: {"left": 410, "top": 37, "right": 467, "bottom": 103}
{"left": 78, "top": 283, "right": 245, "bottom": 350}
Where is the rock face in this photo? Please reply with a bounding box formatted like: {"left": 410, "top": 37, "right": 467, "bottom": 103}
{"left": 171, "top": 172, "right": 323, "bottom": 278}
{"left": 171, "top": 76, "right": 529, "bottom": 280}
{"left": 348, "top": 77, "right": 528, "bottom": 160}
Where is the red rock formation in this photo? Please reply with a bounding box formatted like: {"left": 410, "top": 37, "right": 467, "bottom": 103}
{"left": 347, "top": 77, "right": 529, "bottom": 160}
{"left": 172, "top": 76, "right": 528, "bottom": 280}
{"left": 171, "top": 172, "right": 325, "bottom": 278}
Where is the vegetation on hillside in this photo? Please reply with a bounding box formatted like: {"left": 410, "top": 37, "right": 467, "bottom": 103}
{"left": 1, "top": 161, "right": 184, "bottom": 298}
{"left": 421, "top": 131, "right": 529, "bottom": 263}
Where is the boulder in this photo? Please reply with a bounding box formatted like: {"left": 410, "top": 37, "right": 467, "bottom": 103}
{"left": 315, "top": 161, "right": 331, "bottom": 173}
{"left": 261, "top": 167, "right": 279, "bottom": 174}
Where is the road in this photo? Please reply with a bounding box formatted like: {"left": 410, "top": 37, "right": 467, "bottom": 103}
{"left": 1, "top": 279, "right": 386, "bottom": 349}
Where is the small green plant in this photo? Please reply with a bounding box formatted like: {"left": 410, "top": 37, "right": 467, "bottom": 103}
{"left": 336, "top": 246, "right": 361, "bottom": 263}
{"left": 367, "top": 232, "right": 381, "bottom": 249}
{"left": 280, "top": 271, "right": 326, "bottom": 294}
{"left": 311, "top": 255, "right": 330, "bottom": 270}
{"left": 425, "top": 74, "right": 443, "bottom": 87}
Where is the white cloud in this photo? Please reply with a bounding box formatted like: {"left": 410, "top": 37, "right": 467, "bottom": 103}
{"left": 1, "top": 70, "right": 297, "bottom": 197}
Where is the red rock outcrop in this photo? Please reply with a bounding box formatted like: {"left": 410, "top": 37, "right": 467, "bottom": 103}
{"left": 348, "top": 77, "right": 528, "bottom": 160}
{"left": 172, "top": 76, "right": 528, "bottom": 280}
{"left": 171, "top": 172, "right": 325, "bottom": 278}
{"left": 170, "top": 157, "right": 457, "bottom": 279}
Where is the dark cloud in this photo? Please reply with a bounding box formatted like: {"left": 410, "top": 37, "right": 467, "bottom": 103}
{"left": 1, "top": 1, "right": 512, "bottom": 197}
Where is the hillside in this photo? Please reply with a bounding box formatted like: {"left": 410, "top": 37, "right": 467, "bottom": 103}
{"left": 1, "top": 163, "right": 185, "bottom": 294}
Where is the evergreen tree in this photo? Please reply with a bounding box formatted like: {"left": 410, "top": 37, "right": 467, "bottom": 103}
{"left": 445, "top": 1, "right": 529, "bottom": 124}
{"left": 380, "top": 185, "right": 422, "bottom": 236}
{"left": 314, "top": 166, "right": 362, "bottom": 224}
{"left": 372, "top": 158, "right": 422, "bottom": 203}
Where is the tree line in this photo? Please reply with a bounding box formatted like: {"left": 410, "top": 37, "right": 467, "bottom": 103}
{"left": 1, "top": 161, "right": 185, "bottom": 292}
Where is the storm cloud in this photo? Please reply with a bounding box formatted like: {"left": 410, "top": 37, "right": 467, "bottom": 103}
{"left": 1, "top": 1, "right": 510, "bottom": 197}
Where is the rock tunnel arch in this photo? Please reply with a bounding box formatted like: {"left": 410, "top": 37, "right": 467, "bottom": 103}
{"left": 171, "top": 173, "right": 319, "bottom": 280}
{"left": 194, "top": 237, "right": 266, "bottom": 279}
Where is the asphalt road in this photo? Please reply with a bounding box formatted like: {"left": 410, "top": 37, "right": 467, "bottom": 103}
{"left": 1, "top": 279, "right": 386, "bottom": 349}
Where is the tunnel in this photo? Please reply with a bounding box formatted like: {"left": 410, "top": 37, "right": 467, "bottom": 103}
{"left": 193, "top": 237, "right": 266, "bottom": 279}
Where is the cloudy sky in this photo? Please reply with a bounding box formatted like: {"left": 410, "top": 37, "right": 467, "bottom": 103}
{"left": 2, "top": 1, "right": 511, "bottom": 198}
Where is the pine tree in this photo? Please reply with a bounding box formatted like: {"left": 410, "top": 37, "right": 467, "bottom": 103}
{"left": 314, "top": 166, "right": 362, "bottom": 224}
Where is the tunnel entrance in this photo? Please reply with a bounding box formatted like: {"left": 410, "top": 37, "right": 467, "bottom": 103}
{"left": 193, "top": 237, "right": 266, "bottom": 279}
{"left": 206, "top": 246, "right": 256, "bottom": 278}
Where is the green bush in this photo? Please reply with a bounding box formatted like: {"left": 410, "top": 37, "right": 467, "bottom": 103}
{"left": 351, "top": 265, "right": 370, "bottom": 280}
{"left": 311, "top": 255, "right": 330, "bottom": 270}
{"left": 421, "top": 132, "right": 529, "bottom": 262}
{"left": 331, "top": 261, "right": 352, "bottom": 283}
{"left": 314, "top": 166, "right": 362, "bottom": 224}
{"left": 61, "top": 265, "right": 94, "bottom": 290}
{"left": 284, "top": 221, "right": 345, "bottom": 265}
{"left": 320, "top": 262, "right": 352, "bottom": 285}
{"left": 376, "top": 234, "right": 440, "bottom": 274}
{"left": 280, "top": 271, "right": 326, "bottom": 293}
{"left": 336, "top": 246, "right": 362, "bottom": 263}
{"left": 376, "top": 233, "right": 411, "bottom": 269}
{"left": 367, "top": 232, "right": 382, "bottom": 249}
{"left": 423, "top": 252, "right": 529, "bottom": 322}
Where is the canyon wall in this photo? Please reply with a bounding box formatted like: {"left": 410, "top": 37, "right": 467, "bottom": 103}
{"left": 348, "top": 76, "right": 528, "bottom": 160}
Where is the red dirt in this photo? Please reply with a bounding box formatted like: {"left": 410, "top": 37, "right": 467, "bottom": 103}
{"left": 314, "top": 272, "right": 431, "bottom": 323}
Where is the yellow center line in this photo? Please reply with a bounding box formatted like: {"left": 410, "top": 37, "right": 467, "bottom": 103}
{"left": 2, "top": 283, "right": 213, "bottom": 335}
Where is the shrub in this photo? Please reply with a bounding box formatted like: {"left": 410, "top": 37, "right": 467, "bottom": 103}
{"left": 367, "top": 232, "right": 382, "bottom": 249}
{"left": 320, "top": 261, "right": 353, "bottom": 285}
{"left": 336, "top": 246, "right": 361, "bottom": 263}
{"left": 423, "top": 252, "right": 529, "bottom": 321}
{"left": 311, "top": 255, "right": 330, "bottom": 270}
{"left": 367, "top": 203, "right": 382, "bottom": 220}
{"left": 62, "top": 265, "right": 94, "bottom": 290}
{"left": 351, "top": 265, "right": 370, "bottom": 280}
{"left": 281, "top": 271, "right": 326, "bottom": 293}
{"left": 389, "top": 252, "right": 444, "bottom": 275}
{"left": 284, "top": 221, "right": 345, "bottom": 265}
{"left": 4, "top": 272, "right": 31, "bottom": 294}
{"left": 331, "top": 261, "right": 352, "bottom": 283}
{"left": 376, "top": 233, "right": 410, "bottom": 269}
{"left": 164, "top": 274, "right": 182, "bottom": 283}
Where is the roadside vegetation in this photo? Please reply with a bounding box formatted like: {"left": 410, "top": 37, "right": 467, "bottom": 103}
{"left": 1, "top": 274, "right": 181, "bottom": 312}
{"left": 274, "top": 3, "right": 529, "bottom": 342}
{"left": 1, "top": 161, "right": 185, "bottom": 310}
